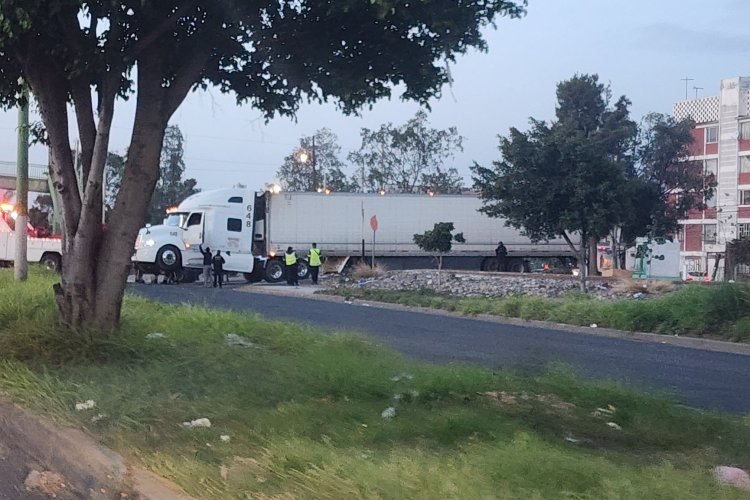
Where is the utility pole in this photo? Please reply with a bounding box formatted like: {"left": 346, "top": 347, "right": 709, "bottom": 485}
{"left": 693, "top": 86, "right": 703, "bottom": 99}
{"left": 15, "top": 82, "right": 29, "bottom": 281}
{"left": 311, "top": 134, "right": 317, "bottom": 192}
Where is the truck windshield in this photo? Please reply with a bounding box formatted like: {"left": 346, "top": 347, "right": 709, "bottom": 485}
{"left": 164, "top": 212, "right": 188, "bottom": 227}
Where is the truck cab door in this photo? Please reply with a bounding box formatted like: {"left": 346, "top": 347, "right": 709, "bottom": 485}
{"left": 183, "top": 211, "right": 204, "bottom": 247}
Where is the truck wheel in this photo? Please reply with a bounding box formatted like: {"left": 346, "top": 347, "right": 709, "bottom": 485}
{"left": 40, "top": 253, "right": 61, "bottom": 272}
{"left": 264, "top": 259, "right": 285, "bottom": 283}
{"left": 508, "top": 259, "right": 526, "bottom": 273}
{"left": 481, "top": 257, "right": 499, "bottom": 272}
{"left": 297, "top": 260, "right": 310, "bottom": 280}
{"left": 156, "top": 245, "right": 181, "bottom": 272}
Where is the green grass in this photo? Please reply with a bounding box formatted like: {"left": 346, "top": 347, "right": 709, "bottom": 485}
{"left": 1, "top": 269, "right": 749, "bottom": 498}
{"left": 330, "top": 284, "right": 750, "bottom": 342}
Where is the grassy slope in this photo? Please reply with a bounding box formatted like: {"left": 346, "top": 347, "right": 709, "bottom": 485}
{"left": 328, "top": 284, "right": 750, "bottom": 342}
{"left": 0, "top": 270, "right": 749, "bottom": 499}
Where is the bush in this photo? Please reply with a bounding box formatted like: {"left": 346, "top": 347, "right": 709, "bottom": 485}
{"left": 351, "top": 261, "right": 387, "bottom": 279}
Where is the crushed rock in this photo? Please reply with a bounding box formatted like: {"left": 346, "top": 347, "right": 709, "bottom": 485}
{"left": 330, "top": 270, "right": 629, "bottom": 300}
{"left": 24, "top": 470, "right": 68, "bottom": 495}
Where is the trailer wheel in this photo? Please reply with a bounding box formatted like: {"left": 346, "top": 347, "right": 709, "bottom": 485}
{"left": 40, "top": 253, "right": 61, "bottom": 272}
{"left": 156, "top": 245, "right": 181, "bottom": 272}
{"left": 508, "top": 259, "right": 526, "bottom": 273}
{"left": 297, "top": 260, "right": 310, "bottom": 280}
{"left": 264, "top": 259, "right": 285, "bottom": 283}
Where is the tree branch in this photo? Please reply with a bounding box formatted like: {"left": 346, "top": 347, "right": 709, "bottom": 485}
{"left": 132, "top": 0, "right": 200, "bottom": 56}
{"left": 163, "top": 45, "right": 212, "bottom": 117}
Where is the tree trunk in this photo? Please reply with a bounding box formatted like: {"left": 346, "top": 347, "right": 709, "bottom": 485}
{"left": 562, "top": 231, "right": 587, "bottom": 293}
{"left": 588, "top": 236, "right": 599, "bottom": 277}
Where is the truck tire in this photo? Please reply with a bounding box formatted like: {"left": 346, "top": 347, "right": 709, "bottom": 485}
{"left": 156, "top": 245, "right": 181, "bottom": 272}
{"left": 264, "top": 259, "right": 285, "bottom": 283}
{"left": 508, "top": 259, "right": 526, "bottom": 273}
{"left": 40, "top": 253, "right": 61, "bottom": 272}
{"left": 296, "top": 260, "right": 310, "bottom": 280}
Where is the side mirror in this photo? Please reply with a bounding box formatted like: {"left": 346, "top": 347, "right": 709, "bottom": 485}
{"left": 145, "top": 223, "right": 152, "bottom": 234}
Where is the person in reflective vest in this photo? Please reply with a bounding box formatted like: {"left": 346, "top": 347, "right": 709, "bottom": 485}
{"left": 285, "top": 246, "right": 298, "bottom": 286}
{"left": 308, "top": 242, "right": 322, "bottom": 285}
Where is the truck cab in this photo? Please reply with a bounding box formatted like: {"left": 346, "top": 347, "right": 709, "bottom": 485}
{"left": 132, "top": 189, "right": 269, "bottom": 283}
{"left": 0, "top": 202, "right": 62, "bottom": 271}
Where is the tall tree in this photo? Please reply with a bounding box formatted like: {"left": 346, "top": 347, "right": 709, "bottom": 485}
{"left": 147, "top": 125, "right": 199, "bottom": 223}
{"left": 472, "top": 74, "right": 637, "bottom": 290}
{"left": 349, "top": 110, "right": 465, "bottom": 193}
{"left": 277, "top": 128, "right": 356, "bottom": 192}
{"left": 0, "top": 0, "right": 526, "bottom": 331}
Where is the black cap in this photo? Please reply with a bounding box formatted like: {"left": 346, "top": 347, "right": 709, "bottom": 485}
{"left": 287, "top": 246, "right": 293, "bottom": 252}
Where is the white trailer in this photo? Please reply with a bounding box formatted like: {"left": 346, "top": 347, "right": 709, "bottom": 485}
{"left": 132, "top": 189, "right": 577, "bottom": 283}
{"left": 0, "top": 202, "right": 62, "bottom": 270}
{"left": 256, "top": 192, "right": 575, "bottom": 279}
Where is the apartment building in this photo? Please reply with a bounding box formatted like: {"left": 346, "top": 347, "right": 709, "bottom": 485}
{"left": 673, "top": 76, "right": 750, "bottom": 279}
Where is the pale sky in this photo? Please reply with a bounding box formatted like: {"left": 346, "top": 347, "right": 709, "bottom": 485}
{"left": 1, "top": 0, "right": 749, "bottom": 193}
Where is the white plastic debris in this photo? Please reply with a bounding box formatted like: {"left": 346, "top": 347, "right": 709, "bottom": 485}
{"left": 220, "top": 435, "right": 231, "bottom": 443}
{"left": 182, "top": 418, "right": 212, "bottom": 428}
{"left": 714, "top": 466, "right": 750, "bottom": 490}
{"left": 75, "top": 400, "right": 96, "bottom": 411}
{"left": 606, "top": 422, "right": 622, "bottom": 431}
{"left": 381, "top": 407, "right": 396, "bottom": 419}
{"left": 225, "top": 333, "right": 256, "bottom": 348}
{"left": 590, "top": 323, "right": 598, "bottom": 328}
{"left": 564, "top": 436, "right": 580, "bottom": 444}
{"left": 91, "top": 413, "right": 106, "bottom": 423}
{"left": 146, "top": 332, "right": 166, "bottom": 339}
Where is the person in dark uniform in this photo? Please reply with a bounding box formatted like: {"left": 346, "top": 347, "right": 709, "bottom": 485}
{"left": 307, "top": 242, "right": 322, "bottom": 285}
{"left": 199, "top": 245, "right": 212, "bottom": 287}
{"left": 212, "top": 249, "right": 226, "bottom": 288}
{"left": 285, "top": 246, "right": 298, "bottom": 286}
{"left": 495, "top": 241, "right": 508, "bottom": 272}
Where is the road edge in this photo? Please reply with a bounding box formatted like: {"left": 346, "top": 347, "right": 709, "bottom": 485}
{"left": 238, "top": 285, "right": 750, "bottom": 356}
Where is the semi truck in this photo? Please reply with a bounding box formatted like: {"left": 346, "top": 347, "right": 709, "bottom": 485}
{"left": 132, "top": 189, "right": 577, "bottom": 283}
{"left": 0, "top": 202, "right": 63, "bottom": 271}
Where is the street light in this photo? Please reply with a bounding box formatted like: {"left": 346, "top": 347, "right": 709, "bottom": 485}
{"left": 296, "top": 135, "right": 317, "bottom": 192}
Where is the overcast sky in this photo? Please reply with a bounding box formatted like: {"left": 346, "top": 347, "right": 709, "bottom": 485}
{"left": 1, "top": 0, "right": 749, "bottom": 194}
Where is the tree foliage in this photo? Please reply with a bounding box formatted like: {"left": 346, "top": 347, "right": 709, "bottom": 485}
{"left": 349, "top": 110, "right": 465, "bottom": 193}
{"left": 147, "top": 125, "right": 199, "bottom": 223}
{"left": 413, "top": 221, "right": 465, "bottom": 277}
{"left": 473, "top": 74, "right": 636, "bottom": 287}
{"left": 277, "top": 128, "right": 357, "bottom": 192}
{"left": 0, "top": 0, "right": 526, "bottom": 330}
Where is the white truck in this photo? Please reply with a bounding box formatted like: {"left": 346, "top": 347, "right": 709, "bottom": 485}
{"left": 0, "top": 202, "right": 63, "bottom": 271}
{"left": 132, "top": 189, "right": 577, "bottom": 283}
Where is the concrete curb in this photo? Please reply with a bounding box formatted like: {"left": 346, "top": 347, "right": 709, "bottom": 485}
{"left": 0, "top": 399, "right": 193, "bottom": 499}
{"left": 238, "top": 284, "right": 750, "bottom": 357}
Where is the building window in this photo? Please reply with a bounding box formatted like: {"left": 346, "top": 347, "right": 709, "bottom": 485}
{"left": 705, "top": 126, "right": 718, "bottom": 144}
{"left": 741, "top": 190, "right": 750, "bottom": 205}
{"left": 703, "top": 224, "right": 717, "bottom": 243}
{"left": 739, "top": 223, "right": 750, "bottom": 239}
{"left": 705, "top": 158, "right": 718, "bottom": 177}
{"left": 741, "top": 156, "right": 750, "bottom": 173}
{"left": 741, "top": 122, "right": 750, "bottom": 140}
{"left": 227, "top": 218, "right": 242, "bottom": 232}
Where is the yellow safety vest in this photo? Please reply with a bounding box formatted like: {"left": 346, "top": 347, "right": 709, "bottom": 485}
{"left": 284, "top": 252, "right": 297, "bottom": 265}
{"left": 308, "top": 248, "right": 322, "bottom": 266}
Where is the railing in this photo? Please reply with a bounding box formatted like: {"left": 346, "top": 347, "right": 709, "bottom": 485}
{"left": 0, "top": 161, "right": 48, "bottom": 180}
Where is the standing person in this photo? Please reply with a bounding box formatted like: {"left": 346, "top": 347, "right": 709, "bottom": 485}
{"left": 495, "top": 241, "right": 508, "bottom": 272}
{"left": 307, "top": 242, "right": 323, "bottom": 285}
{"left": 284, "top": 246, "right": 298, "bottom": 286}
{"left": 212, "top": 249, "right": 226, "bottom": 288}
{"left": 199, "top": 244, "right": 212, "bottom": 287}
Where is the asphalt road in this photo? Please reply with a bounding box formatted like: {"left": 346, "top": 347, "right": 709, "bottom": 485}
{"left": 129, "top": 282, "right": 750, "bottom": 413}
